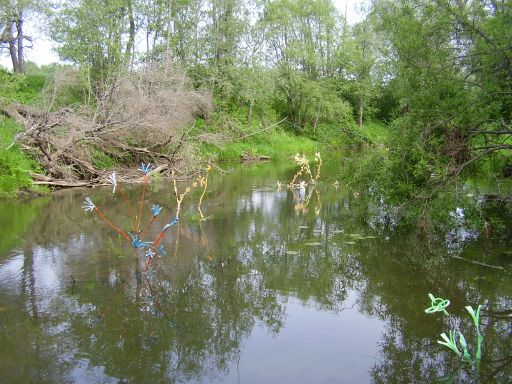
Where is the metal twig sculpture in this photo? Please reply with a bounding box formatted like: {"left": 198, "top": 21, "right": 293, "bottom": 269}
{"left": 82, "top": 163, "right": 210, "bottom": 271}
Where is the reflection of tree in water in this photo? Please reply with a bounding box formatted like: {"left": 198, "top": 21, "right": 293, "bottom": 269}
{"left": 1, "top": 159, "right": 511, "bottom": 383}
{"left": 357, "top": 231, "right": 512, "bottom": 383}
{"left": 56, "top": 247, "right": 288, "bottom": 382}
{"left": 370, "top": 299, "right": 511, "bottom": 383}
{"left": 0, "top": 197, "right": 48, "bottom": 257}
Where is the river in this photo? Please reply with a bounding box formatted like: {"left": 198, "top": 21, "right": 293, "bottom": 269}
{"left": 0, "top": 157, "right": 510, "bottom": 383}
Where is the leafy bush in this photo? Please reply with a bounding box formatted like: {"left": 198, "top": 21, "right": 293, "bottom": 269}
{"left": 0, "top": 117, "right": 37, "bottom": 197}
{"left": 0, "top": 68, "right": 46, "bottom": 104}
{"left": 0, "top": 68, "right": 51, "bottom": 197}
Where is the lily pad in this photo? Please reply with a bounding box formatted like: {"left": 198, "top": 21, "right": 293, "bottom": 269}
{"left": 343, "top": 241, "right": 356, "bottom": 245}
{"left": 286, "top": 250, "right": 299, "bottom": 255}
{"left": 347, "top": 233, "right": 366, "bottom": 240}
{"left": 304, "top": 242, "right": 322, "bottom": 246}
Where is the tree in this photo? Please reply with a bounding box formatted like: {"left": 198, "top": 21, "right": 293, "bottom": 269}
{"left": 368, "top": 0, "right": 512, "bottom": 202}
{"left": 261, "top": 0, "right": 339, "bottom": 77}
{"left": 260, "top": 0, "right": 353, "bottom": 131}
{"left": 49, "top": 0, "right": 137, "bottom": 81}
{"left": 0, "top": 0, "right": 39, "bottom": 73}
{"left": 350, "top": 15, "right": 380, "bottom": 128}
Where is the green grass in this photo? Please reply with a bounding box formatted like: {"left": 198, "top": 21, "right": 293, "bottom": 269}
{"left": 361, "top": 120, "right": 392, "bottom": 144}
{"left": 90, "top": 148, "right": 119, "bottom": 170}
{"left": 200, "top": 130, "right": 320, "bottom": 162}
{"left": 0, "top": 117, "right": 42, "bottom": 198}
{"left": 0, "top": 68, "right": 50, "bottom": 198}
{"left": 0, "top": 70, "right": 47, "bottom": 104}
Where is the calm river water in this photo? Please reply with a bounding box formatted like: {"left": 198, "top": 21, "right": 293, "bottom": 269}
{"left": 0, "top": 157, "right": 510, "bottom": 383}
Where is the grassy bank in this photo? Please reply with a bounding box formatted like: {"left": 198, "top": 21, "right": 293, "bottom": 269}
{"left": 360, "top": 120, "right": 392, "bottom": 144}
{"left": 0, "top": 65, "right": 376, "bottom": 197}
{"left": 200, "top": 129, "right": 320, "bottom": 162}
{"left": 0, "top": 116, "right": 46, "bottom": 198}
{"left": 0, "top": 70, "right": 48, "bottom": 198}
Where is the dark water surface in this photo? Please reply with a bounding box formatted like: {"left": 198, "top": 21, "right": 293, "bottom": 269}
{"left": 0, "top": 158, "right": 511, "bottom": 383}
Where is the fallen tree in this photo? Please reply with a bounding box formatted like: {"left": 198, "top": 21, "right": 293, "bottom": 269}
{"left": 1, "top": 62, "right": 213, "bottom": 186}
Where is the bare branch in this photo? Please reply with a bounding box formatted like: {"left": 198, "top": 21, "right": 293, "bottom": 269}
{"left": 2, "top": 62, "right": 213, "bottom": 182}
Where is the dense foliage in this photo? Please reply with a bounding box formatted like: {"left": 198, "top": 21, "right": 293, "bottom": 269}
{"left": 369, "top": 0, "right": 512, "bottom": 198}
{"left": 1, "top": 0, "right": 511, "bottom": 236}
{"left": 0, "top": 69, "right": 47, "bottom": 197}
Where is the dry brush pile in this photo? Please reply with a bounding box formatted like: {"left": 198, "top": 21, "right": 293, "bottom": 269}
{"left": 2, "top": 62, "right": 213, "bottom": 186}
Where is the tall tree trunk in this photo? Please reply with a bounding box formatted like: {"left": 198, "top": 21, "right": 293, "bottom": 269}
{"left": 358, "top": 94, "right": 364, "bottom": 129}
{"left": 313, "top": 100, "right": 321, "bottom": 132}
{"left": 125, "top": 0, "right": 135, "bottom": 67}
{"left": 247, "top": 99, "right": 253, "bottom": 125}
{"left": 165, "top": 0, "right": 173, "bottom": 61}
{"left": 7, "top": 21, "right": 20, "bottom": 73}
{"left": 146, "top": 30, "right": 150, "bottom": 55}
{"left": 16, "top": 11, "right": 24, "bottom": 73}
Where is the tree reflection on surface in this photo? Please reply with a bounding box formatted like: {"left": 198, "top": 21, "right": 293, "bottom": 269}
{"left": 0, "top": 158, "right": 510, "bottom": 383}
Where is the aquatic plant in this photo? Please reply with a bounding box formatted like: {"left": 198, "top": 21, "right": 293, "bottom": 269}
{"left": 129, "top": 233, "right": 153, "bottom": 249}
{"left": 82, "top": 197, "right": 95, "bottom": 212}
{"left": 313, "top": 152, "right": 322, "bottom": 182}
{"left": 157, "top": 244, "right": 167, "bottom": 256}
{"left": 425, "top": 294, "right": 484, "bottom": 365}
{"left": 82, "top": 163, "right": 211, "bottom": 271}
{"left": 107, "top": 172, "right": 117, "bottom": 193}
{"left": 151, "top": 204, "right": 161, "bottom": 216}
{"left": 457, "top": 331, "right": 472, "bottom": 363}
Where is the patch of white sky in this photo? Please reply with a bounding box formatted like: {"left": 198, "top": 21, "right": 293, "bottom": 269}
{"left": 1, "top": 0, "right": 366, "bottom": 70}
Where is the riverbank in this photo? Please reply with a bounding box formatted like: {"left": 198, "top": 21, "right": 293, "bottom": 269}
{"left": 1, "top": 111, "right": 324, "bottom": 197}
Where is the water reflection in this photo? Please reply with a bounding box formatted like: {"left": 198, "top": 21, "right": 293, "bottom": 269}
{"left": 0, "top": 159, "right": 510, "bottom": 383}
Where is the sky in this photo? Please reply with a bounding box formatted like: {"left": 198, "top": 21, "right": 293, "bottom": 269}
{"left": 0, "top": 0, "right": 366, "bottom": 70}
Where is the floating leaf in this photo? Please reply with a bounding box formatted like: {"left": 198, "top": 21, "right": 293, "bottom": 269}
{"left": 343, "top": 241, "right": 356, "bottom": 245}
{"left": 286, "top": 250, "right": 299, "bottom": 255}
{"left": 304, "top": 242, "right": 321, "bottom": 246}
{"left": 348, "top": 233, "right": 366, "bottom": 240}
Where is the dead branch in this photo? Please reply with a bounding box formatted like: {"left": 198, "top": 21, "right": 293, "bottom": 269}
{"left": 450, "top": 255, "right": 506, "bottom": 272}
{"left": 222, "top": 117, "right": 288, "bottom": 143}
{"left": 2, "top": 62, "right": 213, "bottom": 184}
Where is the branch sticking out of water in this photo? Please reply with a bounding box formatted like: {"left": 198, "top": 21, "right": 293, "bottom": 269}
{"left": 82, "top": 164, "right": 212, "bottom": 272}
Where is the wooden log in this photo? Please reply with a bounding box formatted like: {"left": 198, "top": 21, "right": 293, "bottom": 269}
{"left": 32, "top": 180, "right": 95, "bottom": 187}
{"left": 240, "top": 152, "right": 271, "bottom": 162}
